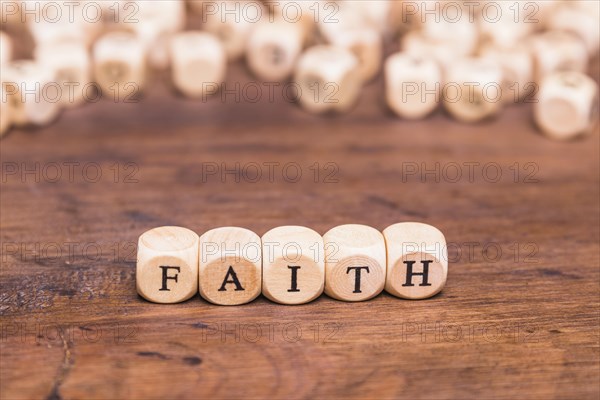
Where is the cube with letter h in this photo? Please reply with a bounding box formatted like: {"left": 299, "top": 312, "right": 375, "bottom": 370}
{"left": 383, "top": 222, "right": 448, "bottom": 299}
{"left": 136, "top": 226, "right": 199, "bottom": 303}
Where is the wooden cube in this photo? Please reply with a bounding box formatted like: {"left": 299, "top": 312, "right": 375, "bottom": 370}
{"left": 534, "top": 71, "right": 599, "bottom": 140}
{"left": 0, "top": 86, "right": 11, "bottom": 137}
{"left": 326, "top": 27, "right": 383, "bottom": 82}
{"left": 262, "top": 226, "right": 324, "bottom": 305}
{"left": 136, "top": 226, "right": 200, "bottom": 304}
{"left": 1, "top": 61, "right": 61, "bottom": 127}
{"left": 35, "top": 41, "right": 91, "bottom": 107}
{"left": 134, "top": 0, "right": 186, "bottom": 69}
{"left": 204, "top": 0, "right": 264, "bottom": 61}
{"left": 443, "top": 57, "right": 504, "bottom": 123}
{"left": 478, "top": 43, "right": 534, "bottom": 104}
{"left": 170, "top": 31, "right": 226, "bottom": 98}
{"left": 323, "top": 224, "right": 386, "bottom": 302}
{"left": 336, "top": 0, "right": 391, "bottom": 34}
{"left": 529, "top": 31, "right": 588, "bottom": 83}
{"left": 199, "top": 227, "right": 262, "bottom": 305}
{"left": 401, "top": 31, "right": 455, "bottom": 79}
{"left": 294, "top": 45, "right": 363, "bottom": 114}
{"left": 385, "top": 52, "right": 441, "bottom": 119}
{"left": 93, "top": 32, "right": 146, "bottom": 100}
{"left": 383, "top": 222, "right": 448, "bottom": 300}
{"left": 0, "top": 31, "right": 12, "bottom": 66}
{"left": 246, "top": 20, "right": 303, "bottom": 81}
{"left": 548, "top": 3, "right": 599, "bottom": 57}
{"left": 420, "top": 16, "right": 478, "bottom": 57}
{"left": 477, "top": 2, "right": 533, "bottom": 48}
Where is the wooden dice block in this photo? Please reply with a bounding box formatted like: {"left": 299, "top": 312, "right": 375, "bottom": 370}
{"left": 134, "top": 0, "right": 186, "bottom": 69}
{"left": 529, "top": 31, "right": 588, "bottom": 83}
{"left": 477, "top": 2, "right": 533, "bottom": 48}
{"left": 326, "top": 27, "right": 383, "bottom": 82}
{"left": 199, "top": 227, "right": 262, "bottom": 305}
{"left": 35, "top": 41, "right": 91, "bottom": 107}
{"left": 294, "top": 45, "right": 363, "bottom": 114}
{"left": 323, "top": 224, "right": 386, "bottom": 302}
{"left": 385, "top": 52, "right": 441, "bottom": 119}
{"left": 383, "top": 222, "right": 448, "bottom": 300}
{"left": 443, "top": 57, "right": 504, "bottom": 123}
{"left": 548, "top": 3, "right": 599, "bottom": 57}
{"left": 93, "top": 32, "right": 146, "bottom": 100}
{"left": 262, "top": 226, "right": 324, "bottom": 305}
{"left": 479, "top": 43, "right": 534, "bottom": 104}
{"left": 0, "top": 31, "right": 12, "bottom": 66}
{"left": 170, "top": 31, "right": 226, "bottom": 98}
{"left": 2, "top": 61, "right": 61, "bottom": 127}
{"left": 534, "top": 71, "right": 599, "bottom": 140}
{"left": 0, "top": 86, "right": 10, "bottom": 137}
{"left": 401, "top": 31, "right": 455, "bottom": 79}
{"left": 136, "top": 226, "right": 200, "bottom": 303}
{"left": 337, "top": 0, "right": 391, "bottom": 34}
{"left": 420, "top": 17, "right": 478, "bottom": 57}
{"left": 246, "top": 20, "right": 303, "bottom": 81}
{"left": 205, "top": 0, "right": 263, "bottom": 61}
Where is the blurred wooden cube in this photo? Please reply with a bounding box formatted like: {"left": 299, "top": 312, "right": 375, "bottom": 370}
{"left": 1, "top": 60, "right": 61, "bottom": 127}
{"left": 93, "top": 32, "right": 147, "bottom": 100}
{"left": 246, "top": 20, "right": 303, "bottom": 81}
{"left": 35, "top": 41, "right": 91, "bottom": 107}
{"left": 385, "top": 52, "right": 441, "bottom": 119}
{"left": 529, "top": 31, "right": 588, "bottom": 82}
{"left": 170, "top": 31, "right": 226, "bottom": 98}
{"left": 294, "top": 45, "right": 363, "bottom": 114}
{"left": 534, "top": 71, "right": 599, "bottom": 140}
{"left": 547, "top": 3, "right": 599, "bottom": 57}
{"left": 443, "top": 57, "right": 504, "bottom": 123}
{"left": 0, "top": 31, "right": 12, "bottom": 66}
{"left": 479, "top": 42, "right": 534, "bottom": 104}
{"left": 204, "top": 0, "right": 264, "bottom": 61}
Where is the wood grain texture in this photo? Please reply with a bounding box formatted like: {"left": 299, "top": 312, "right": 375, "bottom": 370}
{"left": 1, "top": 56, "right": 599, "bottom": 400}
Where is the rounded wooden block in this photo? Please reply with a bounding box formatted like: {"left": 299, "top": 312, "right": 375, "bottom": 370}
{"left": 528, "top": 31, "right": 588, "bottom": 83}
{"left": 2, "top": 60, "right": 61, "bottom": 127}
{"left": 136, "top": 226, "right": 200, "bottom": 304}
{"left": 199, "top": 227, "right": 262, "bottom": 305}
{"left": 262, "top": 226, "right": 325, "bottom": 305}
{"left": 0, "top": 31, "right": 12, "bottom": 66}
{"left": 444, "top": 57, "right": 504, "bottom": 123}
{"left": 323, "top": 224, "right": 386, "bottom": 302}
{"left": 170, "top": 31, "right": 226, "bottom": 98}
{"left": 383, "top": 222, "right": 448, "bottom": 300}
{"left": 246, "top": 20, "right": 303, "bottom": 81}
{"left": 534, "top": 71, "right": 599, "bottom": 140}
{"left": 294, "top": 45, "right": 363, "bottom": 114}
{"left": 385, "top": 52, "right": 441, "bottom": 119}
{"left": 93, "top": 31, "right": 146, "bottom": 99}
{"left": 35, "top": 41, "right": 91, "bottom": 108}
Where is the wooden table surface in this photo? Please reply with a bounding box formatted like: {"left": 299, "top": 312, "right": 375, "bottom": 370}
{"left": 1, "top": 58, "right": 599, "bottom": 400}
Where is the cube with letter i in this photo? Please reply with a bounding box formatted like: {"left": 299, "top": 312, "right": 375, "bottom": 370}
{"left": 262, "top": 226, "right": 325, "bottom": 305}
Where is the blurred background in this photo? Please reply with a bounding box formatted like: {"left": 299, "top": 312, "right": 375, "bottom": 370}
{"left": 0, "top": 0, "right": 598, "bottom": 140}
